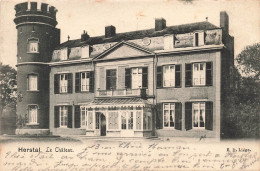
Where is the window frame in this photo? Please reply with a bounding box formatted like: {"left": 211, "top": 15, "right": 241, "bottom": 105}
{"left": 59, "top": 73, "right": 68, "bottom": 93}
{"left": 106, "top": 69, "right": 117, "bottom": 90}
{"left": 80, "top": 72, "right": 90, "bottom": 92}
{"left": 27, "top": 74, "right": 38, "bottom": 91}
{"left": 27, "top": 38, "right": 39, "bottom": 54}
{"left": 163, "top": 103, "right": 175, "bottom": 129}
{"left": 192, "top": 102, "right": 206, "bottom": 129}
{"left": 163, "top": 65, "right": 175, "bottom": 87}
{"left": 59, "top": 106, "right": 68, "bottom": 127}
{"left": 80, "top": 107, "right": 88, "bottom": 128}
{"left": 131, "top": 67, "right": 143, "bottom": 89}
{"left": 193, "top": 62, "right": 206, "bottom": 86}
{"left": 28, "top": 105, "right": 38, "bottom": 124}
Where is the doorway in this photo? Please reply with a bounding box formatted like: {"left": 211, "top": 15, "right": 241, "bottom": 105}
{"left": 100, "top": 114, "right": 106, "bottom": 136}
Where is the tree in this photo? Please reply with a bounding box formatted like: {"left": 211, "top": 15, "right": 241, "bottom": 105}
{"left": 222, "top": 43, "right": 260, "bottom": 139}
{"left": 236, "top": 43, "right": 260, "bottom": 79}
{"left": 0, "top": 62, "right": 17, "bottom": 134}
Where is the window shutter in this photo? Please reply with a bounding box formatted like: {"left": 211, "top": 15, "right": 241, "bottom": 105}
{"left": 185, "top": 64, "right": 192, "bottom": 87}
{"left": 157, "top": 66, "right": 163, "bottom": 88}
{"left": 74, "top": 105, "right": 80, "bottom": 128}
{"left": 54, "top": 74, "right": 60, "bottom": 94}
{"left": 89, "top": 71, "right": 94, "bottom": 92}
{"left": 175, "top": 102, "right": 182, "bottom": 130}
{"left": 106, "top": 70, "right": 110, "bottom": 90}
{"left": 142, "top": 67, "right": 148, "bottom": 88}
{"left": 156, "top": 103, "right": 163, "bottom": 129}
{"left": 75, "top": 72, "right": 81, "bottom": 93}
{"left": 67, "top": 73, "right": 73, "bottom": 93}
{"left": 206, "top": 62, "right": 212, "bottom": 86}
{"left": 125, "top": 68, "right": 131, "bottom": 89}
{"left": 185, "top": 102, "right": 192, "bottom": 130}
{"left": 54, "top": 106, "right": 59, "bottom": 128}
{"left": 175, "top": 65, "right": 181, "bottom": 88}
{"left": 67, "top": 106, "right": 72, "bottom": 128}
{"left": 205, "top": 101, "right": 213, "bottom": 130}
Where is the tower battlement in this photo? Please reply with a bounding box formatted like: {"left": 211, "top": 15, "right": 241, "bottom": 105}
{"left": 14, "top": 2, "right": 58, "bottom": 27}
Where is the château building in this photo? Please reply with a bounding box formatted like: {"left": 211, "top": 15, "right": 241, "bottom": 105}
{"left": 14, "top": 1, "right": 234, "bottom": 139}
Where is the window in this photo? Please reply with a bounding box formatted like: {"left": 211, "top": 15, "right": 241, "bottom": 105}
{"left": 157, "top": 65, "right": 181, "bottom": 88}
{"left": 54, "top": 73, "right": 73, "bottom": 94}
{"left": 185, "top": 102, "right": 213, "bottom": 131}
{"left": 81, "top": 46, "right": 90, "bottom": 58}
{"left": 163, "top": 65, "right": 175, "bottom": 87}
{"left": 108, "top": 111, "right": 118, "bottom": 129}
{"left": 193, "top": 102, "right": 205, "bottom": 129}
{"left": 28, "top": 74, "right": 38, "bottom": 91}
{"left": 143, "top": 112, "right": 152, "bottom": 130}
{"left": 54, "top": 106, "right": 72, "bottom": 128}
{"left": 106, "top": 69, "right": 117, "bottom": 90}
{"left": 163, "top": 103, "right": 175, "bottom": 128}
{"left": 28, "top": 39, "right": 39, "bottom": 53}
{"left": 194, "top": 32, "right": 204, "bottom": 47}
{"left": 193, "top": 63, "right": 206, "bottom": 86}
{"left": 81, "top": 107, "right": 87, "bottom": 127}
{"left": 125, "top": 67, "right": 148, "bottom": 89}
{"left": 136, "top": 111, "right": 142, "bottom": 130}
{"left": 60, "top": 106, "right": 68, "bottom": 127}
{"left": 185, "top": 62, "right": 212, "bottom": 87}
{"left": 121, "top": 111, "right": 133, "bottom": 130}
{"left": 164, "top": 34, "right": 174, "bottom": 50}
{"left": 88, "top": 111, "right": 93, "bottom": 129}
{"left": 60, "top": 74, "right": 68, "bottom": 93}
{"left": 60, "top": 48, "right": 68, "bottom": 60}
{"left": 95, "top": 112, "right": 100, "bottom": 129}
{"left": 28, "top": 105, "right": 38, "bottom": 124}
{"left": 75, "top": 71, "right": 94, "bottom": 92}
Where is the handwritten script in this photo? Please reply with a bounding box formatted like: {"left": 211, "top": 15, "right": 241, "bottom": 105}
{"left": 1, "top": 140, "right": 259, "bottom": 170}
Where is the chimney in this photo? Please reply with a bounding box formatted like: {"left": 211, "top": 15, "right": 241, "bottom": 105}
{"left": 155, "top": 18, "right": 166, "bottom": 31}
{"left": 105, "top": 25, "right": 116, "bottom": 38}
{"left": 220, "top": 11, "right": 229, "bottom": 35}
{"left": 81, "top": 30, "right": 90, "bottom": 41}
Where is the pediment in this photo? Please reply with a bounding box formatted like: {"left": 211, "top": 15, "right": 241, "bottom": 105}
{"left": 95, "top": 41, "right": 153, "bottom": 60}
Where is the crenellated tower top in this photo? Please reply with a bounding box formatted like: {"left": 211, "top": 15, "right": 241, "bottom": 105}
{"left": 14, "top": 2, "right": 58, "bottom": 28}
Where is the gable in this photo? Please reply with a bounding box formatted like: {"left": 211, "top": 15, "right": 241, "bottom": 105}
{"left": 98, "top": 43, "right": 152, "bottom": 60}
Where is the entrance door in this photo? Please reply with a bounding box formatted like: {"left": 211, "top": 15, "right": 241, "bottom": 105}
{"left": 100, "top": 114, "right": 106, "bottom": 136}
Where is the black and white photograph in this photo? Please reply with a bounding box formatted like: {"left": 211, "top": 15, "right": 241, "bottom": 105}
{"left": 0, "top": 0, "right": 259, "bottom": 170}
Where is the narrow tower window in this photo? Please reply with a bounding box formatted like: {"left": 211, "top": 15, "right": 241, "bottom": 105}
{"left": 27, "top": 38, "right": 39, "bottom": 53}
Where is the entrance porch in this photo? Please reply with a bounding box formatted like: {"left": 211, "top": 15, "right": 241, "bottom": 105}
{"left": 81, "top": 98, "right": 153, "bottom": 137}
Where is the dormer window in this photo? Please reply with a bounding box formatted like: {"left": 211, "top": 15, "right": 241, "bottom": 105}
{"left": 164, "top": 34, "right": 174, "bottom": 50}
{"left": 60, "top": 48, "right": 68, "bottom": 60}
{"left": 27, "top": 38, "right": 39, "bottom": 53}
{"left": 81, "top": 45, "right": 90, "bottom": 58}
{"left": 194, "top": 32, "right": 205, "bottom": 46}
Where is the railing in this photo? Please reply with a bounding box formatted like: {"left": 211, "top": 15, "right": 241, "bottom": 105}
{"left": 97, "top": 88, "right": 148, "bottom": 98}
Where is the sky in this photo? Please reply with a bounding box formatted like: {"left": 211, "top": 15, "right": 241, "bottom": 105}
{"left": 0, "top": 0, "right": 259, "bottom": 68}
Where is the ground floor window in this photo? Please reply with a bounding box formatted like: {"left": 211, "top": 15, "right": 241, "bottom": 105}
{"left": 143, "top": 112, "right": 152, "bottom": 130}
{"left": 193, "top": 102, "right": 205, "bottom": 129}
{"left": 28, "top": 105, "right": 38, "bottom": 124}
{"left": 60, "top": 106, "right": 68, "bottom": 127}
{"left": 88, "top": 111, "right": 93, "bottom": 129}
{"left": 163, "top": 103, "right": 175, "bottom": 128}
{"left": 81, "top": 107, "right": 87, "bottom": 127}
{"left": 108, "top": 112, "right": 118, "bottom": 129}
{"left": 121, "top": 111, "right": 133, "bottom": 130}
{"left": 136, "top": 111, "right": 142, "bottom": 130}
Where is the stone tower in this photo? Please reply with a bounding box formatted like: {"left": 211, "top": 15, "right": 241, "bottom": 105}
{"left": 14, "top": 2, "right": 60, "bottom": 133}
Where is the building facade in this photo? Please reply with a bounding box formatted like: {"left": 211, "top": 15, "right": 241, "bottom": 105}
{"left": 14, "top": 2, "right": 234, "bottom": 139}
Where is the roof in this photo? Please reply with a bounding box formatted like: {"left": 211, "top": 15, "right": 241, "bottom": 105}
{"left": 56, "top": 21, "right": 219, "bottom": 49}
{"left": 83, "top": 98, "right": 152, "bottom": 108}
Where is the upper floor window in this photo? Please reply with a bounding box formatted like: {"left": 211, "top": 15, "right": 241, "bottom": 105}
{"left": 185, "top": 102, "right": 213, "bottom": 131}
{"left": 75, "top": 71, "right": 94, "bottom": 93}
{"left": 106, "top": 69, "right": 117, "bottom": 90}
{"left": 28, "top": 105, "right": 38, "bottom": 124}
{"left": 54, "top": 73, "right": 72, "bottom": 94}
{"left": 157, "top": 65, "right": 181, "bottom": 88}
{"left": 28, "top": 74, "right": 38, "bottom": 91}
{"left": 194, "top": 32, "right": 205, "bottom": 47}
{"left": 164, "top": 34, "right": 174, "bottom": 50}
{"left": 27, "top": 38, "right": 39, "bottom": 53}
{"left": 60, "top": 48, "right": 68, "bottom": 60}
{"left": 81, "top": 46, "right": 90, "bottom": 58}
{"left": 125, "top": 67, "right": 148, "bottom": 89}
{"left": 185, "top": 62, "right": 212, "bottom": 87}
